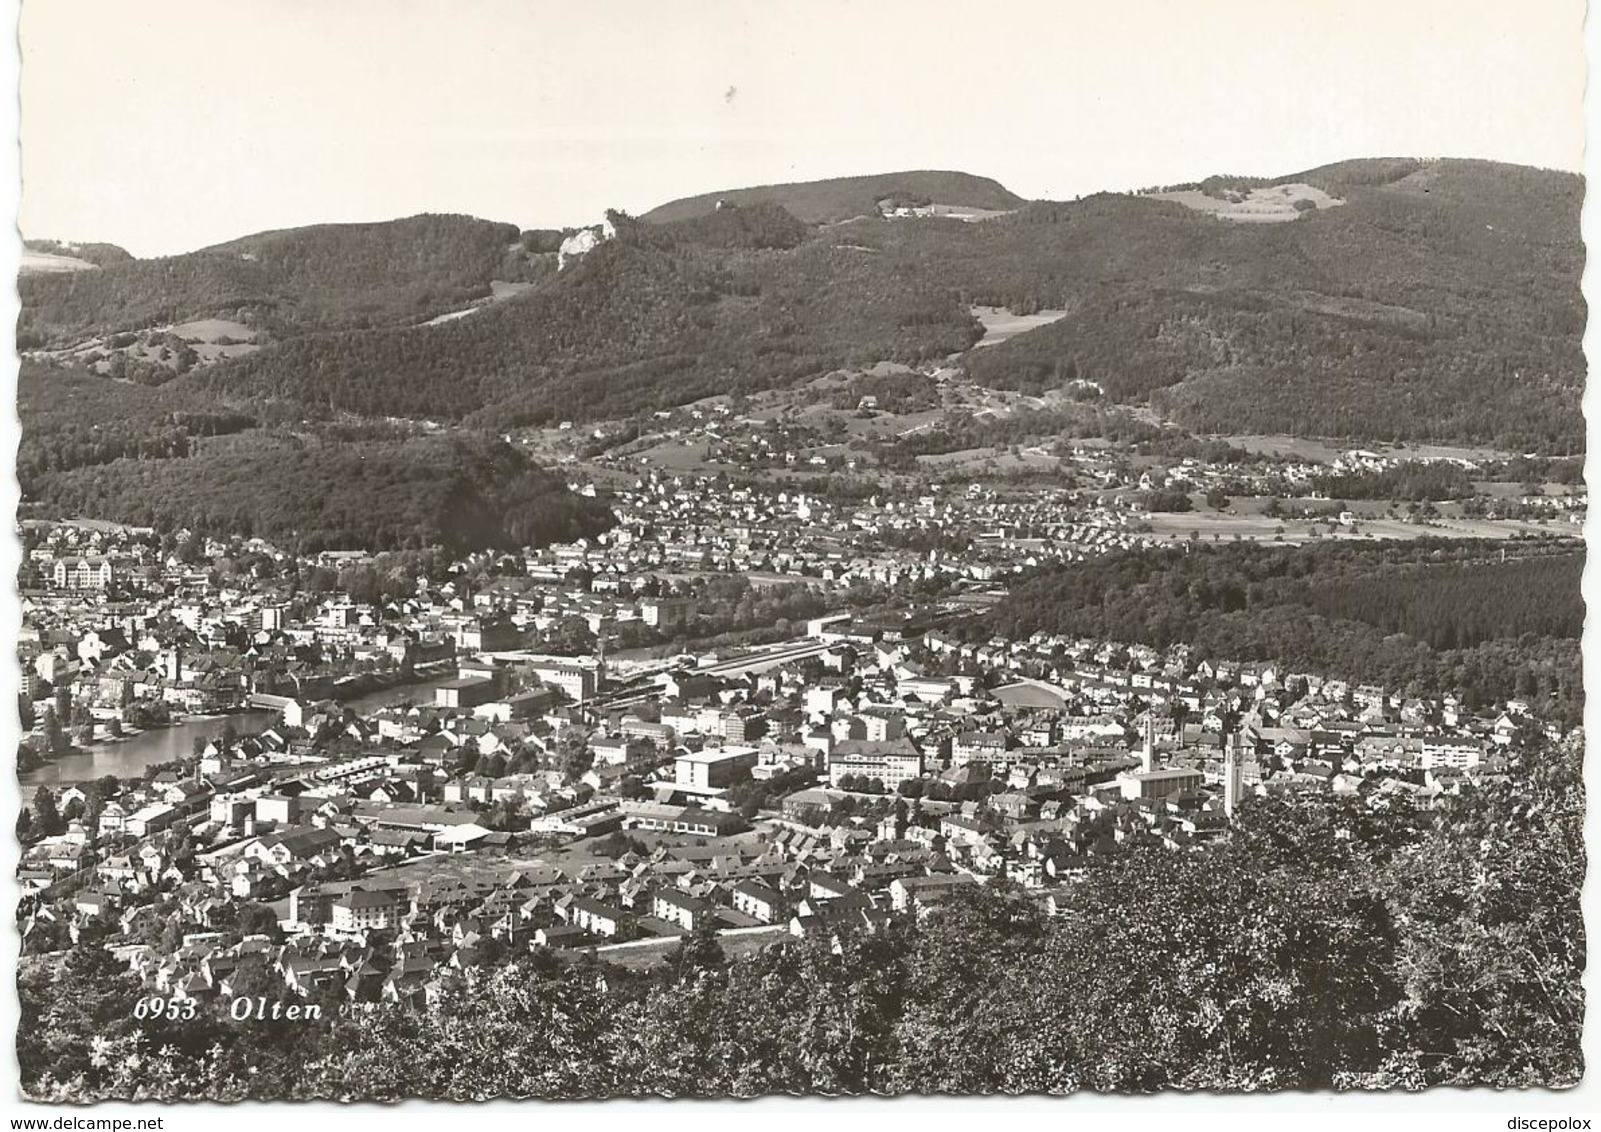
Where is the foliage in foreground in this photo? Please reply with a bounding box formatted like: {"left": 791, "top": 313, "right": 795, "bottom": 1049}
{"left": 19, "top": 739, "right": 1583, "bottom": 1101}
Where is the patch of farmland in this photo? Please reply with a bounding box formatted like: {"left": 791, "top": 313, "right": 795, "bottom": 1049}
{"left": 20, "top": 250, "right": 99, "bottom": 274}
{"left": 970, "top": 305, "right": 1069, "bottom": 348}
{"left": 915, "top": 446, "right": 1062, "bottom": 475}
{"left": 419, "top": 279, "right": 536, "bottom": 327}
{"left": 30, "top": 317, "right": 262, "bottom": 375}
{"left": 1219, "top": 434, "right": 1518, "bottom": 464}
{"left": 1141, "top": 507, "right": 1561, "bottom": 544}
{"left": 1148, "top": 182, "right": 1345, "bottom": 222}
{"left": 167, "top": 318, "right": 254, "bottom": 343}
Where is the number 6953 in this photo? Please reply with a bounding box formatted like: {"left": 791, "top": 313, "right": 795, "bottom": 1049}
{"left": 133, "top": 995, "right": 197, "bottom": 1021}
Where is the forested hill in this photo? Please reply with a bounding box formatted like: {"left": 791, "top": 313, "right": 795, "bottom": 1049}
{"left": 18, "top": 362, "right": 614, "bottom": 554}
{"left": 640, "top": 170, "right": 1025, "bottom": 224}
{"left": 24, "top": 427, "right": 615, "bottom": 555}
{"left": 25, "top": 158, "right": 1585, "bottom": 449}
{"left": 977, "top": 539, "right": 1584, "bottom": 724}
{"left": 939, "top": 159, "right": 1585, "bottom": 450}
{"left": 175, "top": 214, "right": 980, "bottom": 428}
{"left": 18, "top": 214, "right": 530, "bottom": 347}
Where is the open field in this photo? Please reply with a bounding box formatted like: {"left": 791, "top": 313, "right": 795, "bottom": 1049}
{"left": 585, "top": 925, "right": 790, "bottom": 971}
{"left": 631, "top": 437, "right": 725, "bottom": 470}
{"left": 420, "top": 280, "right": 535, "bottom": 327}
{"left": 30, "top": 317, "right": 261, "bottom": 373}
{"left": 422, "top": 307, "right": 478, "bottom": 326}
{"left": 790, "top": 401, "right": 947, "bottom": 440}
{"left": 970, "top": 305, "right": 1068, "bottom": 347}
{"left": 1149, "top": 183, "right": 1344, "bottom": 222}
{"left": 915, "top": 446, "right": 1062, "bottom": 474}
{"left": 885, "top": 203, "right": 1016, "bottom": 222}
{"left": 21, "top": 250, "right": 100, "bottom": 274}
{"left": 167, "top": 318, "right": 251, "bottom": 343}
{"left": 166, "top": 319, "right": 260, "bottom": 363}
{"left": 1140, "top": 508, "right": 1571, "bottom": 544}
{"left": 1218, "top": 434, "right": 1520, "bottom": 464}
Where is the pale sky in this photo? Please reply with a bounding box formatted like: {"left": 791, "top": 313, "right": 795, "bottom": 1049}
{"left": 19, "top": 0, "right": 1586, "bottom": 257}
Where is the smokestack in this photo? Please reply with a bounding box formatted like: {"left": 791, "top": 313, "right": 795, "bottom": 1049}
{"left": 1141, "top": 714, "right": 1155, "bottom": 774}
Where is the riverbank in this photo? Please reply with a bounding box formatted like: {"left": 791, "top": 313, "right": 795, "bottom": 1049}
{"left": 20, "top": 669, "right": 450, "bottom": 787}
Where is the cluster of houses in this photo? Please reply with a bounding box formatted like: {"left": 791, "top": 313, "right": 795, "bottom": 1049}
{"left": 596, "top": 469, "right": 1166, "bottom": 585}
{"left": 21, "top": 581, "right": 1549, "bottom": 1004}
{"left": 16, "top": 481, "right": 1566, "bottom": 1016}
{"left": 35, "top": 820, "right": 997, "bottom": 1011}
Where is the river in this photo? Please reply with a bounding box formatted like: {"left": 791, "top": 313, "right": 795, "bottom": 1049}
{"left": 19, "top": 676, "right": 443, "bottom": 787}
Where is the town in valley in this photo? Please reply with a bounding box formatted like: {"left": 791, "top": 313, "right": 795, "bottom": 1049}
{"left": 17, "top": 403, "right": 1582, "bottom": 1003}
{"left": 13, "top": 154, "right": 1587, "bottom": 1099}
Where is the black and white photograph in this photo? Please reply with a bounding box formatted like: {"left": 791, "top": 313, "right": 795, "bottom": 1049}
{"left": 7, "top": 0, "right": 1592, "bottom": 1113}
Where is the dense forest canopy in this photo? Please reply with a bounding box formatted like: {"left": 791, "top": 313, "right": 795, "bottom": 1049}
{"left": 1308, "top": 462, "right": 1478, "bottom": 502}
{"left": 21, "top": 159, "right": 1583, "bottom": 450}
{"left": 22, "top": 420, "right": 613, "bottom": 554}
{"left": 175, "top": 222, "right": 981, "bottom": 428}
{"left": 655, "top": 202, "right": 811, "bottom": 250}
{"left": 978, "top": 539, "right": 1583, "bottom": 723}
{"left": 17, "top": 363, "right": 257, "bottom": 484}
{"left": 943, "top": 163, "right": 1583, "bottom": 450}
{"left": 641, "top": 170, "right": 1024, "bottom": 224}
{"left": 19, "top": 214, "right": 525, "bottom": 347}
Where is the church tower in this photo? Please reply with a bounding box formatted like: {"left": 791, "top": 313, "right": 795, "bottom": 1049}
{"left": 1224, "top": 729, "right": 1244, "bottom": 819}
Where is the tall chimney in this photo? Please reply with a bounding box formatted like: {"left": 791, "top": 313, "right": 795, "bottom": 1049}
{"left": 1141, "top": 714, "right": 1155, "bottom": 774}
